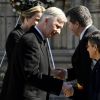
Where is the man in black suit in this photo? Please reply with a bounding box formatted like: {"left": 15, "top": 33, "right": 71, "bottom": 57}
{"left": 87, "top": 31, "right": 100, "bottom": 100}
{"left": 66, "top": 5, "right": 99, "bottom": 100}
{"left": 0, "top": 7, "right": 72, "bottom": 100}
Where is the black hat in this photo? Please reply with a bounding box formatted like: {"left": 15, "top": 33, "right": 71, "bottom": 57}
{"left": 10, "top": 0, "right": 55, "bottom": 13}
{"left": 10, "top": 0, "right": 45, "bottom": 13}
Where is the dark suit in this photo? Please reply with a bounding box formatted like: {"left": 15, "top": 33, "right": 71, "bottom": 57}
{"left": 89, "top": 59, "right": 100, "bottom": 100}
{"left": 67, "top": 25, "right": 98, "bottom": 100}
{"left": 0, "top": 26, "right": 63, "bottom": 100}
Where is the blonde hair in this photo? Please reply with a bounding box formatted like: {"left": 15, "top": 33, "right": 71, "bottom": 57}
{"left": 20, "top": 6, "right": 45, "bottom": 22}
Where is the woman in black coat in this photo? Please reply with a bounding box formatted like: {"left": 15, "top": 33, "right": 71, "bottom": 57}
{"left": 6, "top": 5, "right": 45, "bottom": 64}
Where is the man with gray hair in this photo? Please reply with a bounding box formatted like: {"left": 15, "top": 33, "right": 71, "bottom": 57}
{"left": 0, "top": 7, "right": 72, "bottom": 100}
{"left": 66, "top": 5, "right": 99, "bottom": 100}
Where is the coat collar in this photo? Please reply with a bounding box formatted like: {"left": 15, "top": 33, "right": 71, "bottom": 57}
{"left": 82, "top": 25, "right": 98, "bottom": 39}
{"left": 29, "top": 25, "right": 46, "bottom": 44}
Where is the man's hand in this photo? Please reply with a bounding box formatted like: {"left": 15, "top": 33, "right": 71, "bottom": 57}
{"left": 62, "top": 82, "right": 74, "bottom": 97}
{"left": 51, "top": 68, "right": 68, "bottom": 80}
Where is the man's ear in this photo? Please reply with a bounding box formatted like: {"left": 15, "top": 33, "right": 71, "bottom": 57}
{"left": 75, "top": 21, "right": 80, "bottom": 28}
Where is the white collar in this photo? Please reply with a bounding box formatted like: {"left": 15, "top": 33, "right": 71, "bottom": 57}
{"left": 80, "top": 24, "right": 92, "bottom": 40}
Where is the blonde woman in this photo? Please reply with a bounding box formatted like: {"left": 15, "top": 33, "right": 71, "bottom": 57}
{"left": 0, "top": 1, "right": 45, "bottom": 100}
{"left": 6, "top": 4, "right": 45, "bottom": 64}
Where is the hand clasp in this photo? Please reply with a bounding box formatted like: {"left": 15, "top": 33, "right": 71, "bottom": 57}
{"left": 62, "top": 82, "right": 74, "bottom": 97}
{"left": 51, "top": 68, "right": 68, "bottom": 80}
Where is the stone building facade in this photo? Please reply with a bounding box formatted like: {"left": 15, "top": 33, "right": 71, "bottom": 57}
{"left": 0, "top": 0, "right": 100, "bottom": 100}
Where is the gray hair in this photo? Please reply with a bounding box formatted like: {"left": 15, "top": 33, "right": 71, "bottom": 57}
{"left": 66, "top": 5, "right": 93, "bottom": 27}
{"left": 40, "top": 7, "right": 67, "bottom": 22}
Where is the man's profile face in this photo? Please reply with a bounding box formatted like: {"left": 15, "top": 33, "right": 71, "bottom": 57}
{"left": 67, "top": 17, "right": 80, "bottom": 37}
{"left": 43, "top": 17, "right": 64, "bottom": 38}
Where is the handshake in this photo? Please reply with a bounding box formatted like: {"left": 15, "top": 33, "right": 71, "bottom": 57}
{"left": 62, "top": 81, "right": 74, "bottom": 97}
{"left": 51, "top": 68, "right": 84, "bottom": 97}
{"left": 51, "top": 68, "right": 74, "bottom": 97}
{"left": 51, "top": 68, "right": 68, "bottom": 80}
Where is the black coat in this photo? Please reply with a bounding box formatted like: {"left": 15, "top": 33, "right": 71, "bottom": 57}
{"left": 6, "top": 24, "right": 24, "bottom": 63}
{"left": 0, "top": 26, "right": 63, "bottom": 100}
{"left": 0, "top": 24, "right": 24, "bottom": 100}
{"left": 67, "top": 25, "right": 98, "bottom": 100}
